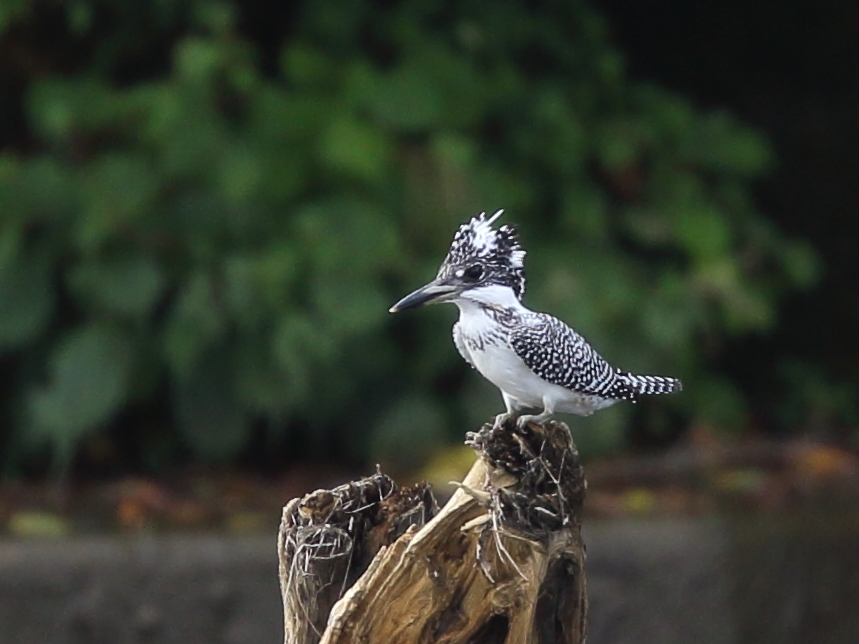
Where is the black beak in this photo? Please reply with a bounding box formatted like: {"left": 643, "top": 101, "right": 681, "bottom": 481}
{"left": 389, "top": 279, "right": 460, "bottom": 313}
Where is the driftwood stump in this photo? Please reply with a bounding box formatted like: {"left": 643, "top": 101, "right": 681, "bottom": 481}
{"left": 278, "top": 420, "right": 588, "bottom": 644}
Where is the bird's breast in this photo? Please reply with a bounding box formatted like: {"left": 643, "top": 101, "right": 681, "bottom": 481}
{"left": 456, "top": 317, "right": 544, "bottom": 408}
{"left": 455, "top": 308, "right": 620, "bottom": 415}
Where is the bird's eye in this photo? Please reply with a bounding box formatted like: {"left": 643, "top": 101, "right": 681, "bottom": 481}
{"left": 463, "top": 264, "right": 484, "bottom": 281}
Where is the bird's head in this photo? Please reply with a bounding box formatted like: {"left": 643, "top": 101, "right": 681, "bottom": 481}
{"left": 389, "top": 209, "right": 527, "bottom": 313}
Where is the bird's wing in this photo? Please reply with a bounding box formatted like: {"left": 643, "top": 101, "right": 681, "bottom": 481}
{"left": 453, "top": 322, "right": 478, "bottom": 370}
{"left": 509, "top": 314, "right": 636, "bottom": 400}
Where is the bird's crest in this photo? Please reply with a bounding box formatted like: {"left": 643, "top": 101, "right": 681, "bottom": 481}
{"left": 440, "top": 210, "right": 527, "bottom": 299}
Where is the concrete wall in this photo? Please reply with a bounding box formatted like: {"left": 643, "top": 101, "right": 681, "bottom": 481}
{"left": 1, "top": 517, "right": 856, "bottom": 644}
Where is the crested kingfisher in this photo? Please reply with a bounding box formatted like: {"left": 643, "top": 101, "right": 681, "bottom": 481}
{"left": 389, "top": 210, "right": 682, "bottom": 428}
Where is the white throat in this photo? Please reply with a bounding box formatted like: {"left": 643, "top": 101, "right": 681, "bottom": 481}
{"left": 454, "top": 284, "right": 528, "bottom": 314}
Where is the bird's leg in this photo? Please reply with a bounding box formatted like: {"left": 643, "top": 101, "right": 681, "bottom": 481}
{"left": 493, "top": 392, "right": 523, "bottom": 429}
{"left": 516, "top": 396, "right": 555, "bottom": 429}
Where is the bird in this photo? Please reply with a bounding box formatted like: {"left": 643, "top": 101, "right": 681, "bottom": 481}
{"left": 389, "top": 210, "right": 682, "bottom": 429}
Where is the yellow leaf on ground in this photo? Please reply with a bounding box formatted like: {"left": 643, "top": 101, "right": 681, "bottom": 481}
{"left": 7, "top": 511, "right": 70, "bottom": 538}
{"left": 622, "top": 488, "right": 655, "bottom": 515}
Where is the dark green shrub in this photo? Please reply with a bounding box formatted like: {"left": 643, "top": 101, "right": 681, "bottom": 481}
{"left": 0, "top": 0, "right": 817, "bottom": 472}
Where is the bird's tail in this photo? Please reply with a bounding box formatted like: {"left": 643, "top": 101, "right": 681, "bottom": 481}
{"left": 619, "top": 373, "right": 683, "bottom": 396}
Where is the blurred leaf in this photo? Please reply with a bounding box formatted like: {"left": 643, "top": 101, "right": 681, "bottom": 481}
{"left": 195, "top": 0, "right": 235, "bottom": 34}
{"left": 561, "top": 185, "right": 608, "bottom": 240}
{"left": 173, "top": 347, "right": 249, "bottom": 461}
{"left": 234, "top": 336, "right": 294, "bottom": 415}
{"left": 27, "top": 78, "right": 121, "bottom": 144}
{"left": 319, "top": 115, "right": 391, "bottom": 182}
{"left": 253, "top": 244, "right": 301, "bottom": 307}
{"left": 79, "top": 153, "right": 157, "bottom": 250}
{"left": 431, "top": 132, "right": 476, "bottom": 169}
{"left": 698, "top": 113, "right": 773, "bottom": 175}
{"left": 2, "top": 157, "right": 80, "bottom": 222}
{"left": 366, "top": 64, "right": 443, "bottom": 130}
{"left": 597, "top": 119, "right": 640, "bottom": 170}
{"left": 0, "top": 0, "right": 35, "bottom": 35}
{"left": 158, "top": 190, "right": 228, "bottom": 241}
{"left": 216, "top": 144, "right": 263, "bottom": 204}
{"left": 174, "top": 37, "right": 224, "bottom": 82}
{"left": 66, "top": 3, "right": 93, "bottom": 35}
{"left": 310, "top": 277, "right": 387, "bottom": 335}
{"left": 0, "top": 255, "right": 53, "bottom": 351}
{"left": 293, "top": 198, "right": 399, "bottom": 274}
{"left": 271, "top": 313, "right": 319, "bottom": 401}
{"left": 27, "top": 79, "right": 82, "bottom": 143}
{"left": 281, "top": 42, "right": 336, "bottom": 86}
{"left": 782, "top": 240, "right": 821, "bottom": 289}
{"left": 28, "top": 324, "right": 133, "bottom": 448}
{"left": 68, "top": 255, "right": 166, "bottom": 318}
{"left": 674, "top": 206, "right": 731, "bottom": 262}
{"left": 222, "top": 254, "right": 261, "bottom": 326}
{"left": 164, "top": 271, "right": 226, "bottom": 377}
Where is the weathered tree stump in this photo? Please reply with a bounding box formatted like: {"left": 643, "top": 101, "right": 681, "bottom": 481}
{"left": 278, "top": 420, "right": 588, "bottom": 644}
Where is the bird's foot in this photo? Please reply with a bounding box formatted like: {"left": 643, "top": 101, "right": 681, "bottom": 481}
{"left": 492, "top": 413, "right": 513, "bottom": 430}
{"left": 515, "top": 413, "right": 550, "bottom": 429}
{"left": 515, "top": 415, "right": 534, "bottom": 429}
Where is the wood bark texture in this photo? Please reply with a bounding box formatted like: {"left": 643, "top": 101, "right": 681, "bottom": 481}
{"left": 278, "top": 420, "right": 588, "bottom": 644}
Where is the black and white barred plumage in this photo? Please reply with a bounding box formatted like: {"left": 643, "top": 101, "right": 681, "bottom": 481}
{"left": 390, "top": 210, "right": 682, "bottom": 428}
{"left": 509, "top": 313, "right": 680, "bottom": 400}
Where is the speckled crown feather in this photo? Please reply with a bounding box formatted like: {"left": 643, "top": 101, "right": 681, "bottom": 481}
{"left": 439, "top": 210, "right": 528, "bottom": 300}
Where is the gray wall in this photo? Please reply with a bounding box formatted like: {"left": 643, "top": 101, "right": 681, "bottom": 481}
{"left": 1, "top": 517, "right": 857, "bottom": 644}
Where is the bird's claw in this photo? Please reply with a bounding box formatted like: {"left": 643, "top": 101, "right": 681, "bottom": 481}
{"left": 515, "top": 414, "right": 547, "bottom": 429}
{"left": 515, "top": 416, "right": 532, "bottom": 429}
{"left": 492, "top": 413, "right": 512, "bottom": 430}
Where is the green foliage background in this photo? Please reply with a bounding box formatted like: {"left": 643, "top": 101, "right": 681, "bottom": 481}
{"left": 0, "top": 0, "right": 818, "bottom": 473}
